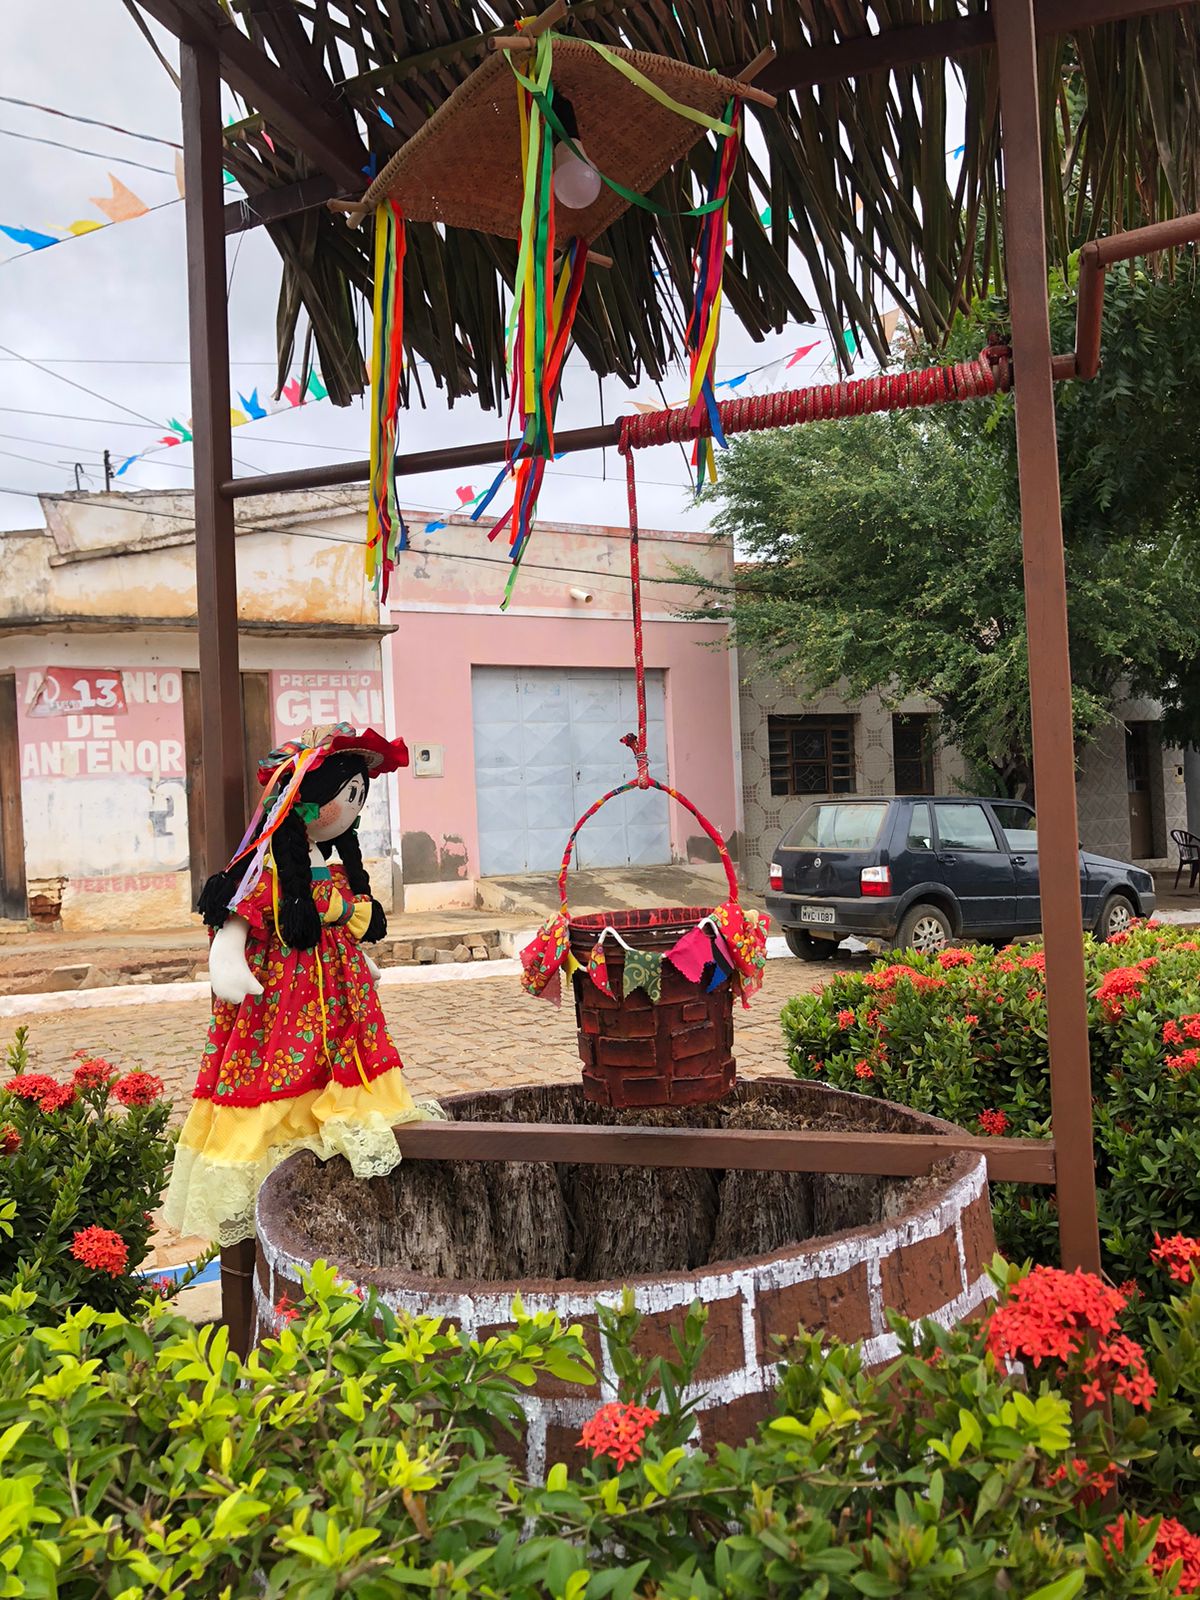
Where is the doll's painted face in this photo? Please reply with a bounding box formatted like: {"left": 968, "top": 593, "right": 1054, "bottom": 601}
{"left": 306, "top": 772, "right": 368, "bottom": 843}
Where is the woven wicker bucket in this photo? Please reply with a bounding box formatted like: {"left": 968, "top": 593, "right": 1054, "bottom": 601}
{"left": 558, "top": 777, "right": 740, "bottom": 1110}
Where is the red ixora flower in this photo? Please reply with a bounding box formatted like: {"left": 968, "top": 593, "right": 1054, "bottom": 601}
{"left": 38, "top": 1082, "right": 76, "bottom": 1113}
{"left": 1048, "top": 1456, "right": 1118, "bottom": 1507}
{"left": 854, "top": 1060, "right": 875, "bottom": 1080}
{"left": 1108, "top": 930, "right": 1130, "bottom": 945}
{"left": 978, "top": 1108, "right": 1009, "bottom": 1137}
{"left": 275, "top": 1293, "right": 301, "bottom": 1326}
{"left": 72, "top": 1056, "right": 115, "bottom": 1090}
{"left": 863, "top": 965, "right": 946, "bottom": 994}
{"left": 577, "top": 1401, "right": 660, "bottom": 1469}
{"left": 1020, "top": 952, "right": 1046, "bottom": 973}
{"left": 1168, "top": 1049, "right": 1200, "bottom": 1075}
{"left": 1104, "top": 1516, "right": 1200, "bottom": 1593}
{"left": 111, "top": 1071, "right": 164, "bottom": 1107}
{"left": 0, "top": 1125, "right": 18, "bottom": 1156}
{"left": 6, "top": 1073, "right": 59, "bottom": 1103}
{"left": 962, "top": 1013, "right": 979, "bottom": 1026}
{"left": 1095, "top": 964, "right": 1150, "bottom": 1021}
{"left": 1152, "top": 1233, "right": 1200, "bottom": 1286}
{"left": 937, "top": 948, "right": 975, "bottom": 969}
{"left": 989, "top": 1266, "right": 1155, "bottom": 1411}
{"left": 836, "top": 1009, "right": 856, "bottom": 1029}
{"left": 70, "top": 1226, "right": 128, "bottom": 1278}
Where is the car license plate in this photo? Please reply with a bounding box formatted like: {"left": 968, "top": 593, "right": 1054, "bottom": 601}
{"left": 801, "top": 905, "right": 836, "bottom": 925}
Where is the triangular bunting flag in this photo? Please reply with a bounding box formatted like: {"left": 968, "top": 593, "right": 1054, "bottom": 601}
{"left": 89, "top": 174, "right": 149, "bottom": 224}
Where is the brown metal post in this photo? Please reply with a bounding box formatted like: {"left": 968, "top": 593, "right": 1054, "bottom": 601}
{"left": 181, "top": 40, "right": 255, "bottom": 1351}
{"left": 993, "top": 0, "right": 1101, "bottom": 1273}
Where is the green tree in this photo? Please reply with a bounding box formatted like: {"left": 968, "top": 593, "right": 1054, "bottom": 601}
{"left": 692, "top": 261, "right": 1200, "bottom": 797}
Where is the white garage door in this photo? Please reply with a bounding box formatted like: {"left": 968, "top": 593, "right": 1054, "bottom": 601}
{"left": 473, "top": 666, "right": 671, "bottom": 876}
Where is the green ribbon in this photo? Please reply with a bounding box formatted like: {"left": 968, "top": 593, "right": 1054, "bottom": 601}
{"left": 508, "top": 55, "right": 730, "bottom": 221}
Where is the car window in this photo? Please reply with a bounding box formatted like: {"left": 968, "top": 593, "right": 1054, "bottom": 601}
{"left": 907, "top": 802, "right": 932, "bottom": 851}
{"left": 990, "top": 802, "right": 1038, "bottom": 852}
{"left": 783, "top": 801, "right": 889, "bottom": 851}
{"left": 933, "top": 802, "right": 1000, "bottom": 852}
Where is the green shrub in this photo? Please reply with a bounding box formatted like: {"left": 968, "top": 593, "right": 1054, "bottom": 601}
{"left": 782, "top": 921, "right": 1200, "bottom": 1521}
{"left": 2, "top": 1262, "right": 1198, "bottom": 1598}
{"left": 781, "top": 923, "right": 1200, "bottom": 1288}
{"left": 0, "top": 1028, "right": 178, "bottom": 1319}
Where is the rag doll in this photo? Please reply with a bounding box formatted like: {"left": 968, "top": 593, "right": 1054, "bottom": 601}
{"left": 163, "top": 721, "right": 433, "bottom": 1246}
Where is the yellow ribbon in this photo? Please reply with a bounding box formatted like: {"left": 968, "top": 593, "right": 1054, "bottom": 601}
{"left": 365, "top": 203, "right": 389, "bottom": 585}
{"left": 574, "top": 37, "right": 734, "bottom": 138}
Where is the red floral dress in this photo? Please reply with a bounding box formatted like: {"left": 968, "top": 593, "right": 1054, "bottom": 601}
{"left": 198, "top": 865, "right": 400, "bottom": 1102}
{"left": 163, "top": 863, "right": 426, "bottom": 1247}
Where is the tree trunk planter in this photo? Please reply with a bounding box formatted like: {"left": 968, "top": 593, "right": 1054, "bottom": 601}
{"left": 569, "top": 907, "right": 735, "bottom": 1108}
{"left": 253, "top": 1080, "right": 996, "bottom": 1477}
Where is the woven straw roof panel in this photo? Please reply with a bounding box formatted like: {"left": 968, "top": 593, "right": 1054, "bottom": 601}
{"left": 371, "top": 41, "right": 744, "bottom": 244}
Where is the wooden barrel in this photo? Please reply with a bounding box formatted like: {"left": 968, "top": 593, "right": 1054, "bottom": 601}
{"left": 568, "top": 907, "right": 736, "bottom": 1108}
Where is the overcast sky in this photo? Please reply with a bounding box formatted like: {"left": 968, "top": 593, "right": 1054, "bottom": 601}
{"left": 0, "top": 1, "right": 903, "bottom": 544}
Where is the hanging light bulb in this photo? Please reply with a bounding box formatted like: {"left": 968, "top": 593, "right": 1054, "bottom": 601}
{"left": 550, "top": 94, "right": 603, "bottom": 211}
{"left": 553, "top": 141, "right": 602, "bottom": 209}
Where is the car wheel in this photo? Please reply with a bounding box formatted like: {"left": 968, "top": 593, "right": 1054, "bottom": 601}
{"left": 784, "top": 927, "right": 839, "bottom": 962}
{"left": 1096, "top": 893, "right": 1136, "bottom": 941}
{"left": 895, "top": 903, "right": 953, "bottom": 955}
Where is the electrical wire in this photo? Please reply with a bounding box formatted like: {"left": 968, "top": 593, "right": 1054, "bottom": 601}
{"left": 0, "top": 126, "right": 175, "bottom": 177}
{"left": 0, "top": 95, "right": 182, "bottom": 149}
{"left": 0, "top": 341, "right": 163, "bottom": 426}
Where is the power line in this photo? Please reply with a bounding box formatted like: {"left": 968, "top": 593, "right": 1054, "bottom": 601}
{"left": 0, "top": 96, "right": 181, "bottom": 149}
{"left": 0, "top": 342, "right": 161, "bottom": 426}
{"left": 0, "top": 126, "right": 175, "bottom": 177}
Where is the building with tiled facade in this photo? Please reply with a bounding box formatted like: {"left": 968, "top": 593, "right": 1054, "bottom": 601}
{"left": 736, "top": 654, "right": 1186, "bottom": 896}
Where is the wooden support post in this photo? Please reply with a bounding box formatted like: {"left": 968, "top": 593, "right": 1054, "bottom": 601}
{"left": 181, "top": 39, "right": 255, "bottom": 1353}
{"left": 994, "top": 0, "right": 1101, "bottom": 1274}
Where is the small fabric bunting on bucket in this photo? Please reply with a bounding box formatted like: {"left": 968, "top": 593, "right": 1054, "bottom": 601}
{"left": 587, "top": 939, "right": 616, "bottom": 999}
{"left": 712, "top": 901, "right": 770, "bottom": 1005}
{"left": 621, "top": 947, "right": 663, "bottom": 1004}
{"left": 520, "top": 913, "right": 569, "bottom": 998}
{"left": 666, "top": 923, "right": 714, "bottom": 985}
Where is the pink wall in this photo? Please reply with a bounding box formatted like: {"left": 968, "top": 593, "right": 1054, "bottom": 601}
{"left": 389, "top": 611, "right": 737, "bottom": 886}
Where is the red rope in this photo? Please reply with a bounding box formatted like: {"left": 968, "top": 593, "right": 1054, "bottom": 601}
{"left": 616, "top": 351, "right": 1003, "bottom": 454}
{"left": 622, "top": 445, "right": 650, "bottom": 787}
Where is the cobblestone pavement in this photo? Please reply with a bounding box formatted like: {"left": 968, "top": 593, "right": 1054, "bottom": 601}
{"left": 0, "top": 958, "right": 843, "bottom": 1113}
{"left": 0, "top": 956, "right": 848, "bottom": 1286}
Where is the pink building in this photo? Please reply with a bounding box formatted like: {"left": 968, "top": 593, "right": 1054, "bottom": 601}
{"left": 385, "top": 511, "right": 740, "bottom": 912}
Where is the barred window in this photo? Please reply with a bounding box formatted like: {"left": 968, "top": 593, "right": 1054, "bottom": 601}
{"left": 768, "top": 716, "right": 856, "bottom": 797}
{"left": 892, "top": 713, "right": 936, "bottom": 795}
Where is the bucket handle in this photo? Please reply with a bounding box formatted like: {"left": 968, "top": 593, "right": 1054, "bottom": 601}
{"left": 557, "top": 778, "right": 739, "bottom": 916}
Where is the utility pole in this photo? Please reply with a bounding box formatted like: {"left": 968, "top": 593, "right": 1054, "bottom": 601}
{"left": 103, "top": 449, "right": 112, "bottom": 492}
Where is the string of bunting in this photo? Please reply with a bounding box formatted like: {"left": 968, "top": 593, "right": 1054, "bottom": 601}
{"left": 0, "top": 120, "right": 254, "bottom": 259}
{"left": 109, "top": 369, "right": 332, "bottom": 478}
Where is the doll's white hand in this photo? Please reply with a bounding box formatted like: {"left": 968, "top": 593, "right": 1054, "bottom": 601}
{"left": 365, "top": 954, "right": 383, "bottom": 983}
{"left": 208, "top": 917, "right": 265, "bottom": 1005}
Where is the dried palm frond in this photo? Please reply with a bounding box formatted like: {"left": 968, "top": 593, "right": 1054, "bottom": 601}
{"left": 202, "top": 0, "right": 1200, "bottom": 408}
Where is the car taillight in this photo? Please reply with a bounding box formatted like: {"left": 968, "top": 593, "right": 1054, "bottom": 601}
{"left": 861, "top": 865, "right": 891, "bottom": 897}
{"left": 768, "top": 862, "right": 783, "bottom": 891}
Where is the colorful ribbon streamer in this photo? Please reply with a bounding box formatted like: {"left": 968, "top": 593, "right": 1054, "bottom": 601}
{"left": 366, "top": 198, "right": 408, "bottom": 598}
{"left": 472, "top": 32, "right": 589, "bottom": 611}
{"left": 685, "top": 98, "right": 741, "bottom": 491}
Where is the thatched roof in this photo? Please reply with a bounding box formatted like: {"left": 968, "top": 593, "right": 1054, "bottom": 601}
{"left": 140, "top": 0, "right": 1200, "bottom": 410}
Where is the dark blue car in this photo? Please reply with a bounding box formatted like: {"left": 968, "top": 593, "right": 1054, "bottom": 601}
{"left": 767, "top": 796, "right": 1157, "bottom": 960}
